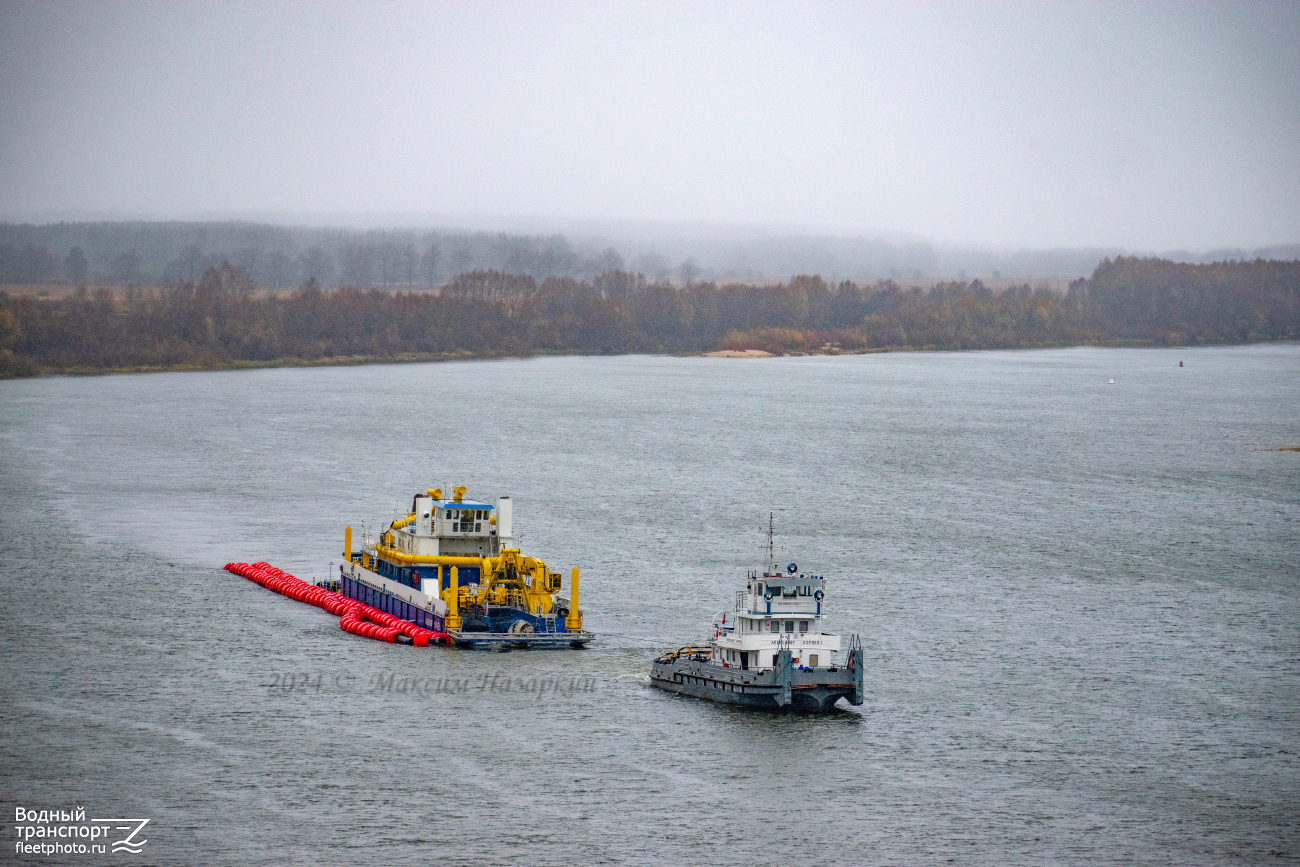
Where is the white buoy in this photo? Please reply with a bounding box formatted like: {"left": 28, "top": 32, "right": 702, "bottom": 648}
{"left": 1107, "top": 378, "right": 1115, "bottom": 384}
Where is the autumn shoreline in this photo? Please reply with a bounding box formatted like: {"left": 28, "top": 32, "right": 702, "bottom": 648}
{"left": 6, "top": 337, "right": 1295, "bottom": 380}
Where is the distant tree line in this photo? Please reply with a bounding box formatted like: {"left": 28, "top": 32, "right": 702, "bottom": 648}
{"left": 0, "top": 257, "right": 1295, "bottom": 377}
{"left": 8, "top": 220, "right": 1299, "bottom": 291}
{"left": 0, "top": 221, "right": 633, "bottom": 288}
{"left": 1076, "top": 256, "right": 1299, "bottom": 344}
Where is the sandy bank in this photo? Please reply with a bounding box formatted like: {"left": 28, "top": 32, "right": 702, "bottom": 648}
{"left": 702, "top": 349, "right": 775, "bottom": 358}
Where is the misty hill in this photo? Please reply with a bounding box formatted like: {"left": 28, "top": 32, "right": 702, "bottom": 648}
{"left": 4, "top": 220, "right": 1297, "bottom": 289}
{"left": 0, "top": 221, "right": 602, "bottom": 288}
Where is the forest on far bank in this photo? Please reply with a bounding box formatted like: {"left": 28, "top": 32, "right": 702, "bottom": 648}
{"left": 1, "top": 256, "right": 1296, "bottom": 377}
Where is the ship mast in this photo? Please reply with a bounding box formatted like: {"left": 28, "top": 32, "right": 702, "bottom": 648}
{"left": 766, "top": 512, "right": 776, "bottom": 573}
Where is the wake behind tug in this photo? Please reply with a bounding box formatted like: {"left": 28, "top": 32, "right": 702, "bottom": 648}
{"left": 335, "top": 486, "right": 592, "bottom": 649}
{"left": 651, "top": 520, "right": 862, "bottom": 712}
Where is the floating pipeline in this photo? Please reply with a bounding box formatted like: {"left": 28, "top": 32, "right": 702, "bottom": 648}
{"left": 224, "top": 561, "right": 450, "bottom": 646}
{"left": 224, "top": 561, "right": 453, "bottom": 646}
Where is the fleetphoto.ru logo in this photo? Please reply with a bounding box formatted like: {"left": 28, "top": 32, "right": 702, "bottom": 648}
{"left": 13, "top": 807, "right": 149, "bottom": 857}
{"left": 96, "top": 819, "right": 148, "bottom": 855}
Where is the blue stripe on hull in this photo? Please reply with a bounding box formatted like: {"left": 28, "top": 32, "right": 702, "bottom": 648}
{"left": 366, "top": 559, "right": 483, "bottom": 592}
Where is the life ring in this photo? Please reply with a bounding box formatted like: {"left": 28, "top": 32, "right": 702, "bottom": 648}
{"left": 787, "top": 563, "right": 797, "bottom": 574}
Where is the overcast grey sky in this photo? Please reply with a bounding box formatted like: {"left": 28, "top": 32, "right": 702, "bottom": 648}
{"left": 1, "top": 1, "right": 1297, "bottom": 250}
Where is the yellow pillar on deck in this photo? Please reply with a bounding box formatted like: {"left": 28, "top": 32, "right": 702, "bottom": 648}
{"left": 344, "top": 526, "right": 352, "bottom": 562}
{"left": 446, "top": 565, "right": 462, "bottom": 630}
{"left": 566, "top": 567, "right": 582, "bottom": 631}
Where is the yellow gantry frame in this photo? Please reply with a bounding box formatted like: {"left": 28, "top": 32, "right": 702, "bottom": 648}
{"left": 345, "top": 508, "right": 583, "bottom": 632}
{"left": 456, "top": 548, "right": 565, "bottom": 621}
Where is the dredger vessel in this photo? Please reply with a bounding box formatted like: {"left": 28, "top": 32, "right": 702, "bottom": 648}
{"left": 334, "top": 486, "right": 592, "bottom": 648}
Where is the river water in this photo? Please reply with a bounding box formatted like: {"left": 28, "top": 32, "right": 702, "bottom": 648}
{"left": 1, "top": 345, "right": 1297, "bottom": 865}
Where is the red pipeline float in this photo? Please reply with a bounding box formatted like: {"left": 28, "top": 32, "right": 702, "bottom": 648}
{"left": 224, "top": 561, "right": 453, "bottom": 646}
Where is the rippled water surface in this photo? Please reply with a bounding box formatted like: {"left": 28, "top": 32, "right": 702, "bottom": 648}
{"left": 2, "top": 345, "right": 1298, "bottom": 865}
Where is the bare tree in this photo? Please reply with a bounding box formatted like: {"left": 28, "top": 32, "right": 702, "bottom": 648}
{"left": 599, "top": 246, "right": 624, "bottom": 272}
{"left": 64, "top": 246, "right": 88, "bottom": 283}
{"left": 265, "top": 251, "right": 295, "bottom": 288}
{"left": 677, "top": 258, "right": 700, "bottom": 286}
{"left": 397, "top": 242, "right": 416, "bottom": 287}
{"left": 184, "top": 244, "right": 202, "bottom": 283}
{"left": 450, "top": 248, "right": 472, "bottom": 276}
{"left": 299, "top": 247, "right": 336, "bottom": 286}
{"left": 421, "top": 241, "right": 441, "bottom": 286}
{"left": 111, "top": 250, "right": 140, "bottom": 285}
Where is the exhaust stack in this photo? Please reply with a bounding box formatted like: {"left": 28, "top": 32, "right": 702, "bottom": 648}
{"left": 497, "top": 496, "right": 513, "bottom": 546}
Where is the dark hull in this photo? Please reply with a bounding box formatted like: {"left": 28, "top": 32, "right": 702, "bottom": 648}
{"left": 650, "top": 647, "right": 863, "bottom": 713}
{"left": 449, "top": 628, "right": 593, "bottom": 649}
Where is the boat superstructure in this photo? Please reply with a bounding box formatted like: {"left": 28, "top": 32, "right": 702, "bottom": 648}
{"left": 335, "top": 486, "right": 592, "bottom": 648}
{"left": 650, "top": 516, "right": 862, "bottom": 711}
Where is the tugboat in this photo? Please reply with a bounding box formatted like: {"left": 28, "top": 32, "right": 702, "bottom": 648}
{"left": 650, "top": 516, "right": 862, "bottom": 712}
{"left": 333, "top": 486, "right": 593, "bottom": 648}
